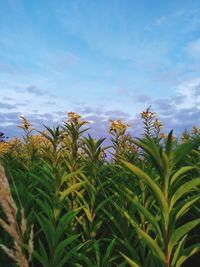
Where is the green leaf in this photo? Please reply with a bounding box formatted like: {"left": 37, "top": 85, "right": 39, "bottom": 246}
{"left": 57, "top": 247, "right": 79, "bottom": 267}
{"left": 56, "top": 209, "right": 80, "bottom": 242}
{"left": 175, "top": 196, "right": 200, "bottom": 221}
{"left": 59, "top": 181, "right": 85, "bottom": 201}
{"left": 121, "top": 160, "right": 169, "bottom": 226}
{"left": 29, "top": 172, "right": 53, "bottom": 191}
{"left": 60, "top": 171, "right": 82, "bottom": 186}
{"left": 169, "top": 218, "right": 200, "bottom": 258}
{"left": 120, "top": 252, "right": 141, "bottom": 267}
{"left": 116, "top": 237, "right": 140, "bottom": 262}
{"left": 94, "top": 241, "right": 100, "bottom": 266}
{"left": 114, "top": 202, "right": 166, "bottom": 263}
{"left": 176, "top": 244, "right": 200, "bottom": 267}
{"left": 32, "top": 239, "right": 49, "bottom": 267}
{"left": 94, "top": 195, "right": 114, "bottom": 214}
{"left": 73, "top": 253, "right": 94, "bottom": 267}
{"left": 102, "top": 209, "right": 125, "bottom": 238}
{"left": 101, "top": 239, "right": 115, "bottom": 266}
{"left": 170, "top": 166, "right": 195, "bottom": 187}
{"left": 30, "top": 193, "right": 52, "bottom": 219}
{"left": 34, "top": 213, "right": 55, "bottom": 249}
{"left": 165, "top": 130, "right": 174, "bottom": 157}
{"left": 132, "top": 138, "right": 163, "bottom": 173}
{"left": 122, "top": 186, "right": 162, "bottom": 238}
{"left": 170, "top": 178, "right": 200, "bottom": 210}
{"left": 54, "top": 234, "right": 80, "bottom": 264}
{"left": 171, "top": 141, "right": 198, "bottom": 167}
{"left": 171, "top": 235, "right": 187, "bottom": 267}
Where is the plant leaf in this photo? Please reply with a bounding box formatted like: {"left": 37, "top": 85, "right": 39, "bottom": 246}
{"left": 120, "top": 252, "right": 141, "bottom": 267}
{"left": 169, "top": 218, "right": 200, "bottom": 258}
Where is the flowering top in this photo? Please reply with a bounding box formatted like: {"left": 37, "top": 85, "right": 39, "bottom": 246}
{"left": 67, "top": 111, "right": 89, "bottom": 124}
{"left": 181, "top": 129, "right": 190, "bottom": 143}
{"left": 18, "top": 116, "right": 35, "bottom": 131}
{"left": 0, "top": 142, "right": 10, "bottom": 154}
{"left": 109, "top": 119, "right": 130, "bottom": 135}
{"left": 67, "top": 112, "right": 82, "bottom": 124}
{"left": 154, "top": 118, "right": 163, "bottom": 131}
{"left": 192, "top": 126, "right": 200, "bottom": 135}
{"left": 9, "top": 137, "right": 21, "bottom": 147}
{"left": 140, "top": 109, "right": 156, "bottom": 120}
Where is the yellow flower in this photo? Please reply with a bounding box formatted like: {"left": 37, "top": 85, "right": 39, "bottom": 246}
{"left": 181, "top": 130, "right": 190, "bottom": 143}
{"left": 68, "top": 112, "right": 76, "bottom": 117}
{"left": 140, "top": 110, "right": 156, "bottom": 120}
{"left": 154, "top": 118, "right": 163, "bottom": 131}
{"left": 30, "top": 134, "right": 52, "bottom": 152}
{"left": 6, "top": 137, "right": 22, "bottom": 156}
{"left": 159, "top": 133, "right": 167, "bottom": 139}
{"left": 109, "top": 119, "right": 130, "bottom": 135}
{"left": 18, "top": 116, "right": 35, "bottom": 131}
{"left": 67, "top": 112, "right": 81, "bottom": 123}
{"left": 9, "top": 137, "right": 21, "bottom": 146}
{"left": 0, "top": 142, "right": 10, "bottom": 154}
{"left": 67, "top": 112, "right": 88, "bottom": 125}
{"left": 192, "top": 126, "right": 200, "bottom": 135}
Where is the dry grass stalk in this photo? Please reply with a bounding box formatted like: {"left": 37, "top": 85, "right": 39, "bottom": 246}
{"left": 21, "top": 208, "right": 27, "bottom": 237}
{"left": 28, "top": 225, "right": 34, "bottom": 262}
{"left": 0, "top": 165, "right": 33, "bottom": 267}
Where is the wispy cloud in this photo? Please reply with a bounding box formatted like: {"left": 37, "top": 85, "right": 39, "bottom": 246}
{"left": 135, "top": 94, "right": 152, "bottom": 103}
{"left": 0, "top": 63, "right": 30, "bottom": 76}
{"left": 26, "top": 86, "right": 44, "bottom": 96}
{"left": 177, "top": 78, "right": 200, "bottom": 108}
{"left": 0, "top": 102, "right": 16, "bottom": 110}
{"left": 185, "top": 39, "right": 200, "bottom": 59}
{"left": 0, "top": 0, "right": 200, "bottom": 139}
{"left": 155, "top": 16, "right": 167, "bottom": 25}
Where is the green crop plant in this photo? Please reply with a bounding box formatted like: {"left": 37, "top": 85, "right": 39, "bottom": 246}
{"left": 111, "top": 131, "right": 200, "bottom": 267}
{"left": 0, "top": 109, "right": 199, "bottom": 267}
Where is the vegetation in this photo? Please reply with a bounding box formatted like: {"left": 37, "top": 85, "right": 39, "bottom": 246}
{"left": 0, "top": 108, "right": 200, "bottom": 267}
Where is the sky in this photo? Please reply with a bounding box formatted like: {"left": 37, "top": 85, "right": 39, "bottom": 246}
{"left": 0, "top": 0, "right": 200, "bottom": 139}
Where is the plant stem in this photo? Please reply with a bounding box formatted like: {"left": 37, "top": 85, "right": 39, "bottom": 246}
{"left": 166, "top": 226, "right": 170, "bottom": 267}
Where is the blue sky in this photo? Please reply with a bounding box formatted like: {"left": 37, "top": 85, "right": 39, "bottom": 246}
{"left": 0, "top": 0, "right": 200, "bottom": 138}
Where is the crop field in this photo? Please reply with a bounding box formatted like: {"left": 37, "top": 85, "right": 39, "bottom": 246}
{"left": 0, "top": 108, "right": 200, "bottom": 267}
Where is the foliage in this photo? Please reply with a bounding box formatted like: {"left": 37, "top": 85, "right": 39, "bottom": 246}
{"left": 0, "top": 109, "right": 200, "bottom": 267}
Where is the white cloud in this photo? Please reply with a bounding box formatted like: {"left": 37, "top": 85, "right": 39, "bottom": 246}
{"left": 177, "top": 78, "right": 200, "bottom": 108}
{"left": 0, "top": 82, "right": 73, "bottom": 118}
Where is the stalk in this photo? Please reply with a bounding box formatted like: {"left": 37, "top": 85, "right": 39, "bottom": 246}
{"left": 165, "top": 226, "right": 170, "bottom": 267}
{"left": 165, "top": 174, "right": 170, "bottom": 267}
